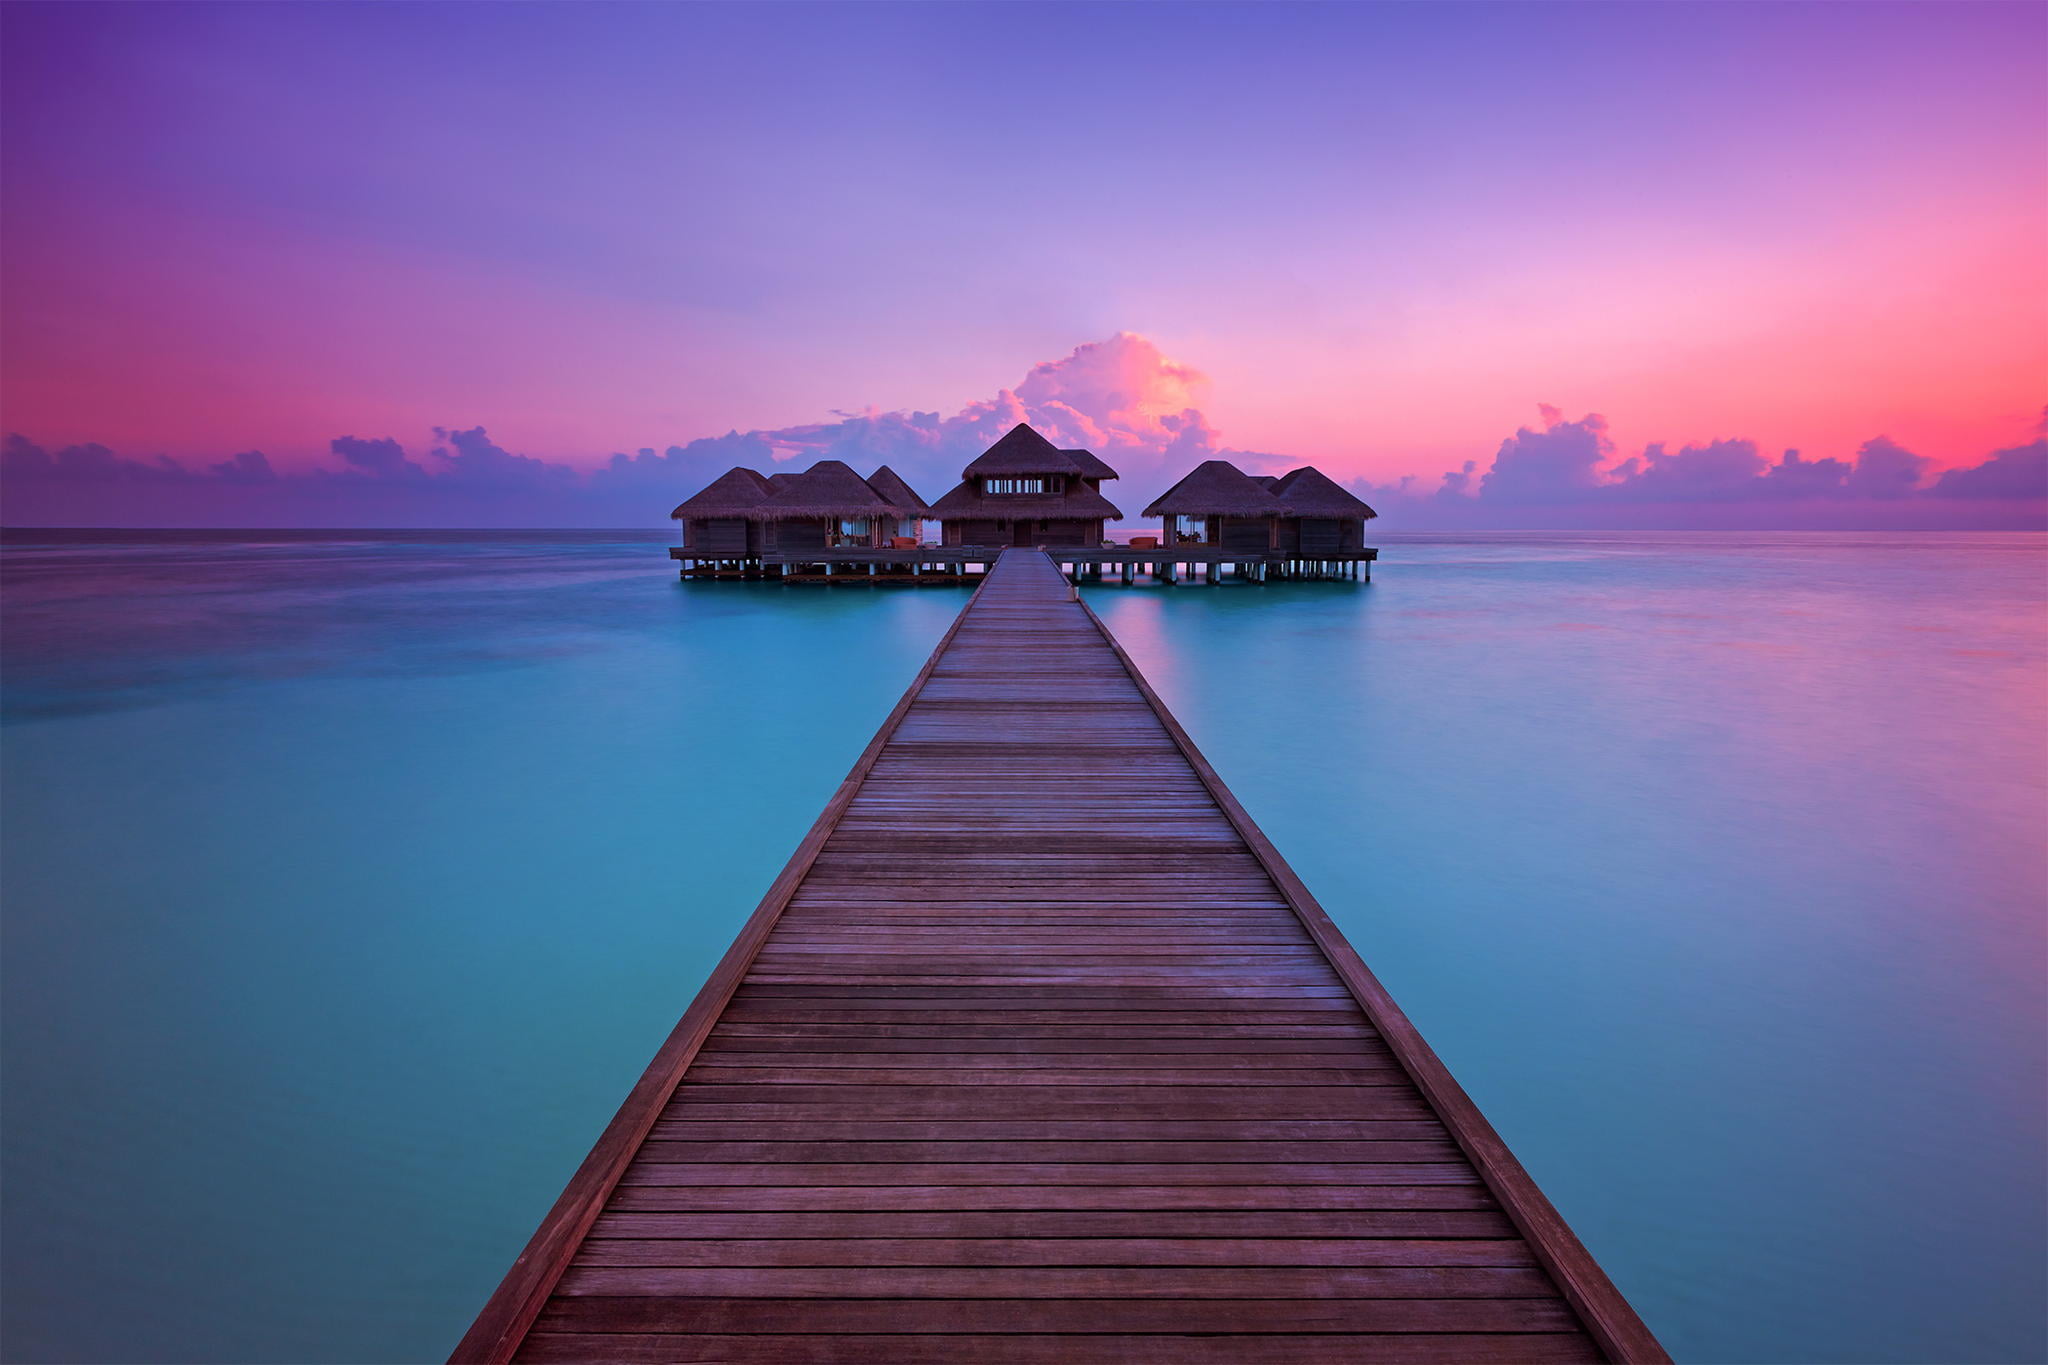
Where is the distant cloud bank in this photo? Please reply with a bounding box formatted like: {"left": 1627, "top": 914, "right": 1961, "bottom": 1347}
{"left": 4, "top": 335, "right": 2042, "bottom": 529}
{"left": 1364, "top": 406, "right": 2048, "bottom": 529}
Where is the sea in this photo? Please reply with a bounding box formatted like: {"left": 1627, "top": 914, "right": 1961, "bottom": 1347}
{"left": 2, "top": 528, "right": 2043, "bottom": 1364}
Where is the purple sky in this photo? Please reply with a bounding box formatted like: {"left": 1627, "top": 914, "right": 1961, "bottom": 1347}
{"left": 2, "top": 1, "right": 2042, "bottom": 528}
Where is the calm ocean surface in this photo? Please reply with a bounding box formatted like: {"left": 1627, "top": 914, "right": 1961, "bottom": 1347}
{"left": 2, "top": 529, "right": 2043, "bottom": 1364}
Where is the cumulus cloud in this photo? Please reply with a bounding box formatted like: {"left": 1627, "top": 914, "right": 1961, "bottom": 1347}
{"left": 2, "top": 338, "right": 2043, "bottom": 529}
{"left": 1927, "top": 418, "right": 2047, "bottom": 500}
{"left": 1758, "top": 449, "right": 1853, "bottom": 498}
{"left": 1842, "top": 436, "right": 1930, "bottom": 499}
{"left": 1609, "top": 439, "right": 1771, "bottom": 502}
{"left": 1478, "top": 407, "right": 1613, "bottom": 503}
{"left": 331, "top": 435, "right": 424, "bottom": 479}
{"left": 728, "top": 332, "right": 1237, "bottom": 495}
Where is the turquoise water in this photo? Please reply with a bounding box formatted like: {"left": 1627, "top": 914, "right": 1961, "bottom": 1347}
{"left": 3, "top": 530, "right": 2043, "bottom": 1364}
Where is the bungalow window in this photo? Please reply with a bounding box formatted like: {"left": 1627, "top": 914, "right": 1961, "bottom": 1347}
{"left": 984, "top": 478, "right": 1047, "bottom": 494}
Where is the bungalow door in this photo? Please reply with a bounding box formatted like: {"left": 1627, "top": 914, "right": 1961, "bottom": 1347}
{"left": 1013, "top": 520, "right": 1036, "bottom": 547}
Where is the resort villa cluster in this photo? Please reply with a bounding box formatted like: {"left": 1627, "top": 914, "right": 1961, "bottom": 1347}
{"left": 668, "top": 422, "right": 1379, "bottom": 583}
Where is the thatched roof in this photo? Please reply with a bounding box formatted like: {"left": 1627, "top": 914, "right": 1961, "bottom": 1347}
{"left": 930, "top": 480, "right": 1124, "bottom": 521}
{"left": 1063, "top": 448, "right": 1119, "bottom": 481}
{"left": 756, "top": 459, "right": 899, "bottom": 520}
{"left": 864, "top": 465, "right": 933, "bottom": 517}
{"left": 671, "top": 461, "right": 934, "bottom": 523}
{"left": 963, "top": 423, "right": 1087, "bottom": 477}
{"left": 1143, "top": 460, "right": 1288, "bottom": 517}
{"left": 1272, "top": 466, "right": 1378, "bottom": 519}
{"left": 670, "top": 466, "right": 773, "bottom": 520}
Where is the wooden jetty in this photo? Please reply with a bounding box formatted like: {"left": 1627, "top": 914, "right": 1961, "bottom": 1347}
{"left": 456, "top": 548, "right": 1664, "bottom": 1364}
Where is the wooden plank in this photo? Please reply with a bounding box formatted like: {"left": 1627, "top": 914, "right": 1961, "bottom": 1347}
{"left": 550, "top": 1265, "right": 1558, "bottom": 1298}
{"left": 614, "top": 1161, "right": 1479, "bottom": 1187}
{"left": 642, "top": 1120, "right": 1446, "bottom": 1142}
{"left": 573, "top": 1238, "right": 1534, "bottom": 1267}
{"left": 463, "top": 548, "right": 1662, "bottom": 1364}
{"left": 517, "top": 1333, "right": 1599, "bottom": 1364}
{"left": 704, "top": 1023, "right": 1381, "bottom": 1039}
{"left": 585, "top": 1210, "right": 1520, "bottom": 1239}
{"left": 603, "top": 1186, "right": 1498, "bottom": 1212}
{"left": 658, "top": 1088, "right": 1437, "bottom": 1119}
{"left": 695, "top": 1037, "right": 1385, "bottom": 1053}
{"left": 666, "top": 1067, "right": 1404, "bottom": 1085}
{"left": 631, "top": 1141, "right": 1461, "bottom": 1162}
{"left": 531, "top": 1297, "right": 1582, "bottom": 1333}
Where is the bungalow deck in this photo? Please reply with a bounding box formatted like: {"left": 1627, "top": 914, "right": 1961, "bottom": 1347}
{"left": 669, "top": 545, "right": 1378, "bottom": 583}
{"left": 456, "top": 548, "right": 1662, "bottom": 1364}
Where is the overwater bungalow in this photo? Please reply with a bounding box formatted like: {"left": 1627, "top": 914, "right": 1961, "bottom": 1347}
{"left": 668, "top": 466, "right": 776, "bottom": 558}
{"left": 669, "top": 459, "right": 932, "bottom": 557}
{"left": 1144, "top": 458, "right": 1378, "bottom": 555}
{"left": 864, "top": 465, "right": 935, "bottom": 546}
{"left": 931, "top": 423, "right": 1124, "bottom": 548}
{"left": 1142, "top": 458, "right": 1290, "bottom": 550}
{"left": 1260, "top": 464, "right": 1379, "bottom": 556}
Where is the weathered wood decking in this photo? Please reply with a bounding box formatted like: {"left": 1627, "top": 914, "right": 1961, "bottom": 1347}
{"left": 455, "top": 548, "right": 1665, "bottom": 1364}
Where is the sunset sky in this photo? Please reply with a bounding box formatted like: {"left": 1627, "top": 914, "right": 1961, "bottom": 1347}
{"left": 3, "top": 0, "right": 2043, "bottom": 524}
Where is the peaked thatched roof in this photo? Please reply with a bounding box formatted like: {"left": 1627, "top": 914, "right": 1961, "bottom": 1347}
{"left": 1143, "top": 460, "right": 1288, "bottom": 517}
{"left": 671, "top": 461, "right": 934, "bottom": 523}
{"left": 670, "top": 466, "right": 774, "bottom": 519}
{"left": 1251, "top": 475, "right": 1281, "bottom": 491}
{"left": 1272, "top": 466, "right": 1378, "bottom": 519}
{"left": 864, "top": 465, "right": 933, "bottom": 517}
{"left": 963, "top": 423, "right": 1087, "bottom": 477}
{"left": 929, "top": 480, "right": 1124, "bottom": 521}
{"left": 1062, "top": 448, "right": 1119, "bottom": 481}
{"left": 757, "top": 460, "right": 898, "bottom": 520}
